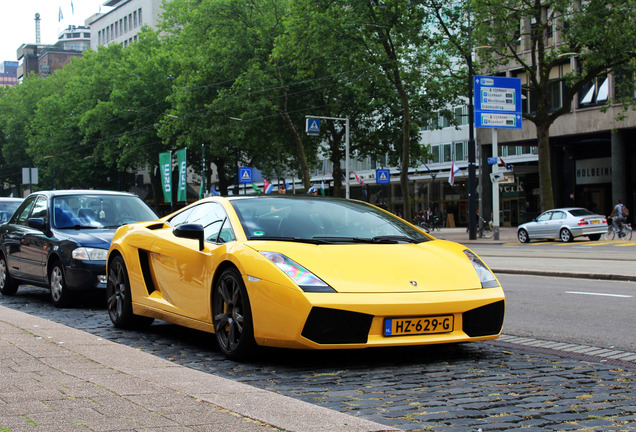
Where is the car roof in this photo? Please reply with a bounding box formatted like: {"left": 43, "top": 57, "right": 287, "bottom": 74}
{"left": 25, "top": 190, "right": 138, "bottom": 199}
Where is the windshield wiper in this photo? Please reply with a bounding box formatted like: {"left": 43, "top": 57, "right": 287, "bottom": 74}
{"left": 247, "top": 236, "right": 330, "bottom": 244}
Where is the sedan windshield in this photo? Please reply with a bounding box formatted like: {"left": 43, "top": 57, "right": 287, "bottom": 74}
{"left": 231, "top": 197, "right": 430, "bottom": 244}
{"left": 52, "top": 194, "right": 158, "bottom": 229}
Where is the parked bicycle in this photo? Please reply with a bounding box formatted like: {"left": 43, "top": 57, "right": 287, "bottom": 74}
{"left": 477, "top": 217, "right": 494, "bottom": 239}
{"left": 604, "top": 216, "right": 632, "bottom": 241}
{"left": 419, "top": 216, "right": 443, "bottom": 233}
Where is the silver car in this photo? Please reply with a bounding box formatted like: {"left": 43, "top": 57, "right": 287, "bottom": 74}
{"left": 517, "top": 207, "right": 608, "bottom": 243}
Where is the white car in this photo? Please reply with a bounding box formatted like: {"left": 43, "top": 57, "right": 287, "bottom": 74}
{"left": 517, "top": 207, "right": 608, "bottom": 243}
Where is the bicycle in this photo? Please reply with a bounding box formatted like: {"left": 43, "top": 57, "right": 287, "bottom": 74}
{"left": 476, "top": 218, "right": 494, "bottom": 239}
{"left": 603, "top": 216, "right": 632, "bottom": 241}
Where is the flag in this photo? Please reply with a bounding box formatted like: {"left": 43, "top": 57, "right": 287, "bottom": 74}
{"left": 263, "top": 178, "right": 274, "bottom": 194}
{"left": 448, "top": 161, "right": 462, "bottom": 186}
{"left": 352, "top": 170, "right": 364, "bottom": 185}
{"left": 176, "top": 149, "right": 187, "bottom": 202}
{"left": 70, "top": 1, "right": 74, "bottom": 15}
{"left": 320, "top": 179, "right": 326, "bottom": 196}
{"left": 210, "top": 187, "right": 220, "bottom": 196}
{"left": 252, "top": 183, "right": 262, "bottom": 194}
{"left": 424, "top": 164, "right": 438, "bottom": 182}
{"left": 58, "top": 6, "right": 64, "bottom": 22}
{"left": 498, "top": 157, "right": 506, "bottom": 167}
{"left": 308, "top": 186, "right": 317, "bottom": 194}
{"left": 159, "top": 152, "right": 172, "bottom": 203}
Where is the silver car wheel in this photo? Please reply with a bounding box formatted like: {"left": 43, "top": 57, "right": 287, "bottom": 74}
{"left": 50, "top": 265, "right": 64, "bottom": 303}
{"left": 560, "top": 228, "right": 573, "bottom": 243}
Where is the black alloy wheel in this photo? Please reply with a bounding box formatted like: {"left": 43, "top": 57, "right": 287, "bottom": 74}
{"left": 107, "top": 255, "right": 154, "bottom": 328}
{"left": 212, "top": 268, "right": 256, "bottom": 359}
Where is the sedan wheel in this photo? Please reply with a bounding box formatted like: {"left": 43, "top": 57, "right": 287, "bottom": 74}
{"left": 49, "top": 262, "right": 70, "bottom": 308}
{"left": 213, "top": 268, "right": 255, "bottom": 359}
{"left": 107, "top": 255, "right": 154, "bottom": 329}
{"left": 0, "top": 255, "right": 18, "bottom": 296}
{"left": 517, "top": 229, "right": 530, "bottom": 243}
{"left": 560, "top": 228, "right": 573, "bottom": 243}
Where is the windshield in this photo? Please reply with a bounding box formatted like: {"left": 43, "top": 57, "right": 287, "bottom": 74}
{"left": 52, "top": 194, "right": 158, "bottom": 229}
{"left": 231, "top": 197, "right": 430, "bottom": 244}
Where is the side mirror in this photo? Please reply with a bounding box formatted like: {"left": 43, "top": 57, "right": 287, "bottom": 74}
{"left": 27, "top": 218, "right": 46, "bottom": 231}
{"left": 173, "top": 223, "right": 205, "bottom": 251}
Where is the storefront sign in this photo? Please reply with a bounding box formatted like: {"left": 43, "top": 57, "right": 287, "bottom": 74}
{"left": 575, "top": 158, "right": 611, "bottom": 185}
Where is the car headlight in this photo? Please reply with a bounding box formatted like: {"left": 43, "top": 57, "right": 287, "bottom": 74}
{"left": 260, "top": 251, "right": 335, "bottom": 293}
{"left": 72, "top": 247, "right": 109, "bottom": 261}
{"left": 463, "top": 249, "right": 499, "bottom": 288}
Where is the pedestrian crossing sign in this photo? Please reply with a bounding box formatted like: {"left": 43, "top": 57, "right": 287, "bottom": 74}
{"left": 239, "top": 167, "right": 253, "bottom": 184}
{"left": 376, "top": 169, "right": 390, "bottom": 184}
{"left": 306, "top": 118, "right": 321, "bottom": 136}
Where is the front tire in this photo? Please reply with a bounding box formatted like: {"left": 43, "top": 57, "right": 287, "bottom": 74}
{"left": 560, "top": 228, "right": 573, "bottom": 243}
{"left": 107, "top": 255, "right": 154, "bottom": 329}
{"left": 603, "top": 228, "right": 615, "bottom": 241}
{"left": 49, "top": 261, "right": 71, "bottom": 308}
{"left": 517, "top": 229, "right": 529, "bottom": 243}
{"left": 213, "top": 268, "right": 255, "bottom": 359}
{"left": 0, "top": 254, "right": 18, "bottom": 296}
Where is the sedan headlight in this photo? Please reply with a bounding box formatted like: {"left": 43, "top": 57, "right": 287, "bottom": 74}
{"left": 463, "top": 250, "right": 499, "bottom": 288}
{"left": 260, "top": 251, "right": 335, "bottom": 293}
{"left": 72, "top": 247, "right": 109, "bottom": 261}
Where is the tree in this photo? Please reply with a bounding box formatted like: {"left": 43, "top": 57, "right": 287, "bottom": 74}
{"left": 472, "top": 0, "right": 636, "bottom": 211}
{"left": 278, "top": 0, "right": 462, "bottom": 219}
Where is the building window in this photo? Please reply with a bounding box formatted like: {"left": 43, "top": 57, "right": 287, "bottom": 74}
{"left": 115, "top": 22, "right": 118, "bottom": 38}
{"left": 133, "top": 11, "right": 137, "bottom": 27}
{"left": 442, "top": 143, "right": 452, "bottom": 162}
{"left": 124, "top": 16, "right": 127, "bottom": 33}
{"left": 454, "top": 142, "right": 465, "bottom": 161}
{"left": 579, "top": 75, "right": 609, "bottom": 107}
{"left": 139, "top": 8, "right": 143, "bottom": 25}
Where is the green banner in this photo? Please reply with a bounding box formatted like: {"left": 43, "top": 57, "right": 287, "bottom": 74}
{"left": 159, "top": 151, "right": 172, "bottom": 203}
{"left": 176, "top": 148, "right": 187, "bottom": 202}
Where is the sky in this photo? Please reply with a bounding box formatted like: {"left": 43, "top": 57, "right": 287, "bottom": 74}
{"left": 0, "top": 0, "right": 111, "bottom": 62}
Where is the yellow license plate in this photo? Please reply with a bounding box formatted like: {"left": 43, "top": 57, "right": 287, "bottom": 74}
{"left": 591, "top": 220, "right": 600, "bottom": 224}
{"left": 384, "top": 315, "right": 454, "bottom": 336}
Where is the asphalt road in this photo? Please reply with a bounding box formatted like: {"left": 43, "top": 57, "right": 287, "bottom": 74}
{"left": 499, "top": 273, "right": 636, "bottom": 352}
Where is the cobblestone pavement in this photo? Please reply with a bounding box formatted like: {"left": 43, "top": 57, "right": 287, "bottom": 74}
{"left": 1, "top": 287, "right": 635, "bottom": 432}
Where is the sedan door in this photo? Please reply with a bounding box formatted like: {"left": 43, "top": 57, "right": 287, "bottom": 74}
{"left": 545, "top": 210, "right": 567, "bottom": 238}
{"left": 2, "top": 197, "right": 37, "bottom": 281}
{"left": 20, "top": 196, "right": 51, "bottom": 281}
{"left": 527, "top": 211, "right": 553, "bottom": 238}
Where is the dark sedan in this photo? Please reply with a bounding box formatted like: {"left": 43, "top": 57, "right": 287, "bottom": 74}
{"left": 0, "top": 190, "right": 157, "bottom": 307}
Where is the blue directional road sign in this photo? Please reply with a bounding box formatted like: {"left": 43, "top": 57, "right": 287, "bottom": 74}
{"left": 306, "top": 118, "right": 321, "bottom": 135}
{"left": 376, "top": 169, "right": 390, "bottom": 185}
{"left": 239, "top": 167, "right": 253, "bottom": 184}
{"left": 474, "top": 75, "right": 522, "bottom": 129}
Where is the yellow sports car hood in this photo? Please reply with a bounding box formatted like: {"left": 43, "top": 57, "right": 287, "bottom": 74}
{"left": 248, "top": 239, "right": 488, "bottom": 293}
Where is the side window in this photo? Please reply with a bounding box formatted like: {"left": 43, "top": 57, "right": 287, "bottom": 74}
{"left": 12, "top": 196, "right": 37, "bottom": 226}
{"left": 169, "top": 207, "right": 195, "bottom": 228}
{"left": 171, "top": 202, "right": 235, "bottom": 244}
{"left": 552, "top": 212, "right": 565, "bottom": 220}
{"left": 31, "top": 196, "right": 49, "bottom": 224}
{"left": 537, "top": 212, "right": 551, "bottom": 222}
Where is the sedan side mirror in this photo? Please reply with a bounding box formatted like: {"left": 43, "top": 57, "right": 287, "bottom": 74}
{"left": 27, "top": 217, "right": 46, "bottom": 232}
{"left": 173, "top": 223, "right": 205, "bottom": 251}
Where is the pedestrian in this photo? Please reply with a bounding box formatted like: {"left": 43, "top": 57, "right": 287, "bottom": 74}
{"left": 278, "top": 182, "right": 286, "bottom": 194}
{"left": 609, "top": 199, "right": 629, "bottom": 236}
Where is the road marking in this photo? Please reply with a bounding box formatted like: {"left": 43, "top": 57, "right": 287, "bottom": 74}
{"left": 565, "top": 291, "right": 632, "bottom": 298}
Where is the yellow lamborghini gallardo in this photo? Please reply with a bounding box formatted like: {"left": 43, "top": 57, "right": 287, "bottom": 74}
{"left": 106, "top": 196, "right": 504, "bottom": 359}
